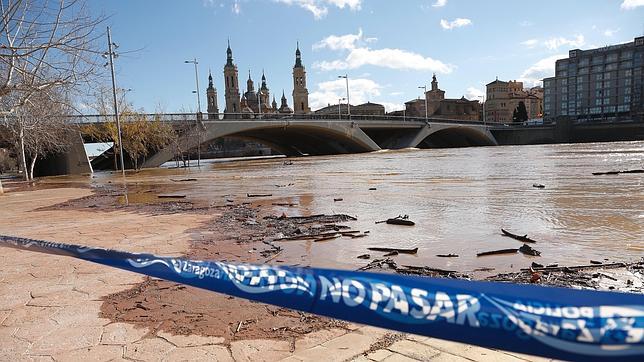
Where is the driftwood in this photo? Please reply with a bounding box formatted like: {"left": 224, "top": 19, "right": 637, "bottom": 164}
{"left": 376, "top": 215, "right": 415, "bottom": 226}
{"left": 170, "top": 178, "right": 197, "bottom": 182}
{"left": 501, "top": 228, "right": 537, "bottom": 243}
{"left": 521, "top": 261, "right": 633, "bottom": 272}
{"left": 592, "top": 169, "right": 644, "bottom": 176}
{"left": 351, "top": 233, "right": 368, "bottom": 239}
{"left": 333, "top": 198, "right": 343, "bottom": 202}
{"left": 477, "top": 248, "right": 518, "bottom": 257}
{"left": 368, "top": 187, "right": 377, "bottom": 191}
{"left": 436, "top": 254, "right": 459, "bottom": 258}
{"left": 368, "top": 247, "right": 418, "bottom": 254}
{"left": 314, "top": 234, "right": 340, "bottom": 242}
{"left": 157, "top": 194, "right": 187, "bottom": 199}
{"left": 357, "top": 254, "right": 370, "bottom": 259}
{"left": 519, "top": 244, "right": 541, "bottom": 256}
{"left": 271, "top": 202, "right": 298, "bottom": 207}
{"left": 532, "top": 183, "right": 545, "bottom": 189}
{"left": 247, "top": 193, "right": 272, "bottom": 198}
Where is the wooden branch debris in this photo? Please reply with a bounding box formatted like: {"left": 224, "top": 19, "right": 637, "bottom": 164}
{"left": 519, "top": 244, "right": 541, "bottom": 256}
{"left": 375, "top": 215, "right": 415, "bottom": 226}
{"left": 157, "top": 194, "right": 187, "bottom": 199}
{"left": 247, "top": 193, "right": 272, "bottom": 198}
{"left": 436, "top": 254, "right": 459, "bottom": 258}
{"left": 477, "top": 248, "right": 518, "bottom": 257}
{"left": 501, "top": 228, "right": 537, "bottom": 243}
{"left": 368, "top": 247, "right": 418, "bottom": 254}
{"left": 170, "top": 178, "right": 197, "bottom": 182}
{"left": 532, "top": 183, "right": 545, "bottom": 188}
{"left": 522, "top": 261, "right": 636, "bottom": 273}
{"left": 592, "top": 169, "right": 644, "bottom": 176}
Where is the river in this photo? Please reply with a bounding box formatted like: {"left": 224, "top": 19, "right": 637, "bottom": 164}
{"left": 41, "top": 141, "right": 644, "bottom": 274}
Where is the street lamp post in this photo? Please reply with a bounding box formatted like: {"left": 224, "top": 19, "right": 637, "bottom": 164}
{"left": 106, "top": 26, "right": 125, "bottom": 176}
{"left": 338, "top": 74, "right": 350, "bottom": 119}
{"left": 418, "top": 85, "right": 428, "bottom": 121}
{"left": 184, "top": 58, "right": 202, "bottom": 167}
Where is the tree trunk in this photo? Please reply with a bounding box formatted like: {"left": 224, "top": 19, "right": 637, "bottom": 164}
{"left": 29, "top": 154, "right": 38, "bottom": 181}
{"left": 18, "top": 125, "right": 29, "bottom": 181}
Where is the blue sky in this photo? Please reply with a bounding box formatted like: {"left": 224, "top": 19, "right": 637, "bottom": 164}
{"left": 88, "top": 0, "right": 644, "bottom": 113}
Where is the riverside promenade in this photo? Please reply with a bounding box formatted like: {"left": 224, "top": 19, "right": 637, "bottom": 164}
{"left": 0, "top": 188, "right": 548, "bottom": 361}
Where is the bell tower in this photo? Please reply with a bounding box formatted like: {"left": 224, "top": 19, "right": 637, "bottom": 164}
{"left": 206, "top": 71, "right": 219, "bottom": 119}
{"left": 292, "top": 42, "right": 310, "bottom": 114}
{"left": 223, "top": 40, "right": 240, "bottom": 117}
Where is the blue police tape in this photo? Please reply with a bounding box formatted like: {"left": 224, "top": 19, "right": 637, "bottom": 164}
{"left": 1, "top": 234, "right": 642, "bottom": 361}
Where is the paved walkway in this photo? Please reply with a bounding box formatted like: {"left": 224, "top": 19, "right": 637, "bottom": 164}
{"left": 0, "top": 189, "right": 549, "bottom": 361}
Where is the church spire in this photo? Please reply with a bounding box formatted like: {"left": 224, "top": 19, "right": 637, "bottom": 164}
{"left": 294, "top": 41, "right": 302, "bottom": 68}
{"left": 431, "top": 73, "right": 438, "bottom": 91}
{"left": 208, "top": 70, "right": 213, "bottom": 89}
{"left": 226, "top": 38, "right": 234, "bottom": 66}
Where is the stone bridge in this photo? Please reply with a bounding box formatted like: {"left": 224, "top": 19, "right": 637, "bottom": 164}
{"left": 140, "top": 115, "right": 497, "bottom": 168}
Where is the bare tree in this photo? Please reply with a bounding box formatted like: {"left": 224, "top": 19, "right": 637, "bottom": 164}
{"left": 1, "top": 90, "right": 76, "bottom": 180}
{"left": 0, "top": 0, "right": 105, "bottom": 184}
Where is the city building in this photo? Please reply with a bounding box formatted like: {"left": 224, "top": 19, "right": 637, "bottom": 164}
{"left": 405, "top": 74, "right": 480, "bottom": 120}
{"left": 222, "top": 42, "right": 305, "bottom": 117}
{"left": 314, "top": 102, "right": 385, "bottom": 116}
{"left": 485, "top": 79, "right": 543, "bottom": 123}
{"left": 543, "top": 36, "right": 644, "bottom": 121}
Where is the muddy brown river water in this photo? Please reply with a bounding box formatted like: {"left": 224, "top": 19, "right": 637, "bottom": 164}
{"left": 36, "top": 141, "right": 644, "bottom": 275}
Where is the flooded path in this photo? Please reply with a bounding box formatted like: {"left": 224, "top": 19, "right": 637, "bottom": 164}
{"left": 34, "top": 141, "right": 644, "bottom": 274}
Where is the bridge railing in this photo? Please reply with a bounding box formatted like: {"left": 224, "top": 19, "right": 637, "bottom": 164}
{"left": 58, "top": 112, "right": 490, "bottom": 126}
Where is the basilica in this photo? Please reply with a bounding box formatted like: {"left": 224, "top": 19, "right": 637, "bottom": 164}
{"left": 206, "top": 41, "right": 310, "bottom": 119}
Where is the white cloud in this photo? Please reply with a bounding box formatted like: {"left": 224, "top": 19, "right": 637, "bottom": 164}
{"left": 519, "top": 54, "right": 566, "bottom": 87}
{"left": 604, "top": 28, "right": 620, "bottom": 37}
{"left": 544, "top": 34, "right": 585, "bottom": 50}
{"left": 621, "top": 0, "right": 644, "bottom": 10}
{"left": 521, "top": 39, "right": 539, "bottom": 48}
{"left": 465, "top": 87, "right": 485, "bottom": 101}
{"left": 521, "top": 35, "right": 585, "bottom": 50}
{"left": 309, "top": 78, "right": 381, "bottom": 110}
{"left": 312, "top": 29, "right": 455, "bottom": 73}
{"left": 440, "top": 18, "right": 472, "bottom": 30}
{"left": 232, "top": 0, "right": 241, "bottom": 14}
{"left": 313, "top": 29, "right": 364, "bottom": 50}
{"left": 274, "top": 0, "right": 361, "bottom": 19}
{"left": 432, "top": 0, "right": 447, "bottom": 7}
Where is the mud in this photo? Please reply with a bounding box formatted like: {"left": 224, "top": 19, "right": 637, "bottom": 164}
{"left": 41, "top": 190, "right": 353, "bottom": 344}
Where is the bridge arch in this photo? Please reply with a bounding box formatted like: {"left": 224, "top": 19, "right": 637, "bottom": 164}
{"left": 416, "top": 125, "right": 497, "bottom": 148}
{"left": 142, "top": 119, "right": 381, "bottom": 168}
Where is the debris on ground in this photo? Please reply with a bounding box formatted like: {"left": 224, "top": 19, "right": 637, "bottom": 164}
{"left": 170, "top": 178, "right": 198, "bottom": 182}
{"left": 357, "top": 257, "right": 469, "bottom": 278}
{"left": 157, "top": 194, "right": 187, "bottom": 199}
{"left": 519, "top": 244, "right": 541, "bottom": 256}
{"left": 367, "top": 247, "right": 418, "bottom": 254}
{"left": 477, "top": 248, "right": 518, "bottom": 257}
{"left": 488, "top": 260, "right": 644, "bottom": 293}
{"left": 501, "top": 228, "right": 538, "bottom": 243}
{"left": 357, "top": 254, "right": 370, "bottom": 259}
{"left": 333, "top": 198, "right": 343, "bottom": 202}
{"left": 247, "top": 193, "right": 272, "bottom": 198}
{"left": 592, "top": 169, "right": 644, "bottom": 176}
{"left": 436, "top": 253, "right": 459, "bottom": 258}
{"left": 532, "top": 183, "right": 546, "bottom": 188}
{"left": 375, "top": 215, "right": 415, "bottom": 226}
{"left": 368, "top": 187, "right": 377, "bottom": 191}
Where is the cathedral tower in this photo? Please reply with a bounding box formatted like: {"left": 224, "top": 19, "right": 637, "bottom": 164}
{"left": 258, "top": 70, "right": 270, "bottom": 111}
{"left": 206, "top": 71, "right": 219, "bottom": 119}
{"left": 292, "top": 43, "right": 310, "bottom": 114}
{"left": 224, "top": 40, "right": 240, "bottom": 116}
